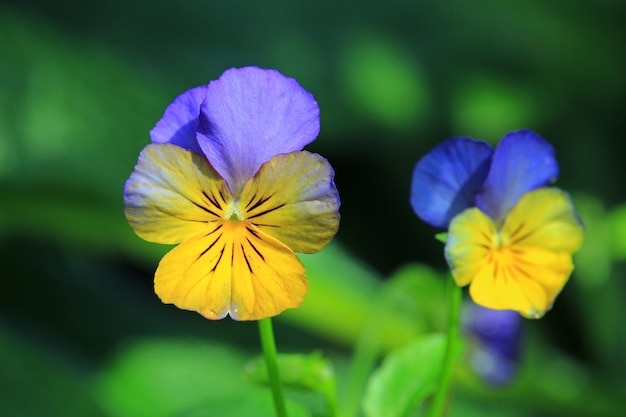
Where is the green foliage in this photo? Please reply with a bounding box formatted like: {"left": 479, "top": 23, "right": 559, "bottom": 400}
{"left": 245, "top": 352, "right": 337, "bottom": 414}
{"left": 450, "top": 76, "right": 536, "bottom": 143}
{"left": 339, "top": 34, "right": 429, "bottom": 131}
{"left": 434, "top": 233, "right": 448, "bottom": 244}
{"left": 608, "top": 204, "right": 626, "bottom": 260}
{"left": 362, "top": 334, "right": 458, "bottom": 417}
{"left": 0, "top": 324, "right": 107, "bottom": 417}
{"left": 97, "top": 339, "right": 310, "bottom": 417}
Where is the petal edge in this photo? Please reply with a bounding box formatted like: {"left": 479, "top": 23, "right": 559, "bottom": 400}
{"left": 411, "top": 138, "right": 493, "bottom": 228}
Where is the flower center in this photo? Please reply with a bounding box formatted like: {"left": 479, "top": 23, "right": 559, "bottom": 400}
{"left": 493, "top": 228, "right": 513, "bottom": 250}
{"left": 224, "top": 199, "right": 245, "bottom": 222}
{"left": 489, "top": 229, "right": 517, "bottom": 277}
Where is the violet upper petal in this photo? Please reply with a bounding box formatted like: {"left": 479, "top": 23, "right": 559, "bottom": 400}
{"left": 150, "top": 86, "right": 207, "bottom": 154}
{"left": 410, "top": 137, "right": 493, "bottom": 228}
{"left": 476, "top": 130, "right": 559, "bottom": 222}
{"left": 196, "top": 67, "right": 320, "bottom": 195}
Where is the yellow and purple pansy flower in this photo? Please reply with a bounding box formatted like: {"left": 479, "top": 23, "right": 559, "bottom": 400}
{"left": 124, "top": 67, "right": 340, "bottom": 321}
{"left": 411, "top": 131, "right": 584, "bottom": 318}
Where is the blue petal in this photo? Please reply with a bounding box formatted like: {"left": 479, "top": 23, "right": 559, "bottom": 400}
{"left": 464, "top": 304, "right": 523, "bottom": 386}
{"left": 476, "top": 130, "right": 559, "bottom": 222}
{"left": 150, "top": 86, "right": 207, "bottom": 154}
{"left": 196, "top": 67, "right": 320, "bottom": 195}
{"left": 410, "top": 138, "right": 493, "bottom": 228}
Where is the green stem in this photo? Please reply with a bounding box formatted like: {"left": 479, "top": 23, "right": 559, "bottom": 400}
{"left": 258, "top": 318, "right": 288, "bottom": 417}
{"left": 427, "top": 279, "right": 462, "bottom": 417}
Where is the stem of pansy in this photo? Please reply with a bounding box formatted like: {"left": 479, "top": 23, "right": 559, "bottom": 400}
{"left": 427, "top": 278, "right": 462, "bottom": 417}
{"left": 258, "top": 318, "right": 288, "bottom": 417}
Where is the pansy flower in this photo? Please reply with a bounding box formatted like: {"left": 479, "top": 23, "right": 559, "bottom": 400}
{"left": 124, "top": 67, "right": 340, "bottom": 321}
{"left": 410, "top": 130, "right": 584, "bottom": 318}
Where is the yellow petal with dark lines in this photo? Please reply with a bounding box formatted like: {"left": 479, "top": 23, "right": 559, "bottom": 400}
{"left": 124, "top": 144, "right": 231, "bottom": 244}
{"left": 239, "top": 151, "right": 340, "bottom": 254}
{"left": 154, "top": 220, "right": 307, "bottom": 320}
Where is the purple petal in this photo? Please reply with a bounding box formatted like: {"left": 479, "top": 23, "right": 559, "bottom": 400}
{"left": 410, "top": 138, "right": 493, "bottom": 228}
{"left": 150, "top": 86, "right": 207, "bottom": 154}
{"left": 197, "top": 67, "right": 320, "bottom": 195}
{"left": 464, "top": 304, "right": 523, "bottom": 386}
{"left": 476, "top": 130, "right": 559, "bottom": 222}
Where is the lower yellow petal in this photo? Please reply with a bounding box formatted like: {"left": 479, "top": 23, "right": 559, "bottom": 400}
{"left": 468, "top": 245, "right": 574, "bottom": 318}
{"left": 154, "top": 220, "right": 307, "bottom": 321}
{"left": 154, "top": 222, "right": 232, "bottom": 319}
{"left": 468, "top": 248, "right": 549, "bottom": 318}
{"left": 230, "top": 223, "right": 308, "bottom": 321}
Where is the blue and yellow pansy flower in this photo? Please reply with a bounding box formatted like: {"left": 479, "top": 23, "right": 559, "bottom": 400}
{"left": 124, "top": 67, "right": 340, "bottom": 321}
{"left": 411, "top": 130, "right": 584, "bottom": 318}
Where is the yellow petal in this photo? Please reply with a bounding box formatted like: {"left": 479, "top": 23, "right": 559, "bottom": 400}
{"left": 509, "top": 246, "right": 575, "bottom": 306}
{"left": 124, "top": 144, "right": 231, "bottom": 244}
{"left": 230, "top": 223, "right": 308, "bottom": 320}
{"left": 154, "top": 220, "right": 307, "bottom": 321}
{"left": 467, "top": 245, "right": 573, "bottom": 318}
{"left": 502, "top": 187, "right": 584, "bottom": 253}
{"left": 154, "top": 222, "right": 232, "bottom": 319}
{"left": 238, "top": 151, "right": 340, "bottom": 254}
{"left": 445, "top": 207, "right": 496, "bottom": 287}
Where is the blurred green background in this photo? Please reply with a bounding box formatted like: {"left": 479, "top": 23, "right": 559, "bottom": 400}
{"left": 1, "top": 1, "right": 625, "bottom": 416}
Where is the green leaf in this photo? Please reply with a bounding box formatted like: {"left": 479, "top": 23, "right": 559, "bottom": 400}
{"left": 245, "top": 351, "right": 337, "bottom": 415}
{"left": 96, "top": 338, "right": 309, "bottom": 417}
{"left": 245, "top": 351, "right": 335, "bottom": 394}
{"left": 286, "top": 245, "right": 423, "bottom": 352}
{"left": 362, "top": 334, "right": 448, "bottom": 417}
{"left": 434, "top": 232, "right": 448, "bottom": 244}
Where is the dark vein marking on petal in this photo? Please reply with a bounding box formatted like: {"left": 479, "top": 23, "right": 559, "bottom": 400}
{"left": 249, "top": 223, "right": 280, "bottom": 228}
{"left": 479, "top": 231, "right": 493, "bottom": 245}
{"left": 218, "top": 188, "right": 228, "bottom": 204}
{"left": 511, "top": 229, "right": 535, "bottom": 245}
{"left": 190, "top": 199, "right": 220, "bottom": 217}
{"left": 207, "top": 223, "right": 223, "bottom": 235}
{"left": 246, "top": 237, "right": 265, "bottom": 262}
{"left": 241, "top": 244, "right": 253, "bottom": 272}
{"left": 211, "top": 246, "right": 225, "bottom": 272}
{"left": 247, "top": 203, "right": 286, "bottom": 219}
{"left": 247, "top": 194, "right": 272, "bottom": 211}
{"left": 196, "top": 233, "right": 222, "bottom": 262}
{"left": 246, "top": 226, "right": 261, "bottom": 239}
{"left": 203, "top": 190, "right": 222, "bottom": 210}
{"left": 509, "top": 223, "right": 524, "bottom": 237}
{"left": 513, "top": 263, "right": 533, "bottom": 279}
